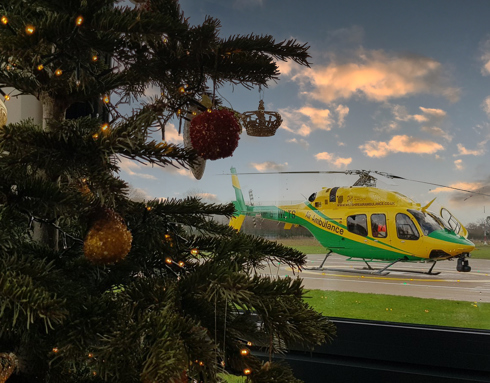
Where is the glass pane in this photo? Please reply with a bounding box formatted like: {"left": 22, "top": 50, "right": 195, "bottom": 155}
{"left": 396, "top": 213, "right": 420, "bottom": 240}
{"left": 371, "top": 214, "right": 387, "bottom": 238}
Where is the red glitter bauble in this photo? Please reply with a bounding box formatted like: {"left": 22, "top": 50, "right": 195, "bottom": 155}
{"left": 189, "top": 109, "right": 240, "bottom": 160}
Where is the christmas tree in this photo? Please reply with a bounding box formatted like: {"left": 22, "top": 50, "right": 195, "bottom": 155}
{"left": 0, "top": 1, "right": 335, "bottom": 382}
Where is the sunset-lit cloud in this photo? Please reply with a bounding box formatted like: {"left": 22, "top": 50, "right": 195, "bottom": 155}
{"left": 454, "top": 159, "right": 464, "bottom": 170}
{"left": 482, "top": 96, "right": 490, "bottom": 117}
{"left": 428, "top": 176, "right": 490, "bottom": 206}
{"left": 480, "top": 38, "right": 490, "bottom": 76}
{"left": 289, "top": 49, "right": 460, "bottom": 103}
{"left": 387, "top": 104, "right": 451, "bottom": 139}
{"left": 119, "top": 157, "right": 157, "bottom": 180}
{"left": 359, "top": 135, "right": 444, "bottom": 158}
{"left": 456, "top": 143, "right": 486, "bottom": 156}
{"left": 336, "top": 104, "right": 349, "bottom": 127}
{"left": 279, "top": 106, "right": 334, "bottom": 136}
{"left": 314, "top": 152, "right": 352, "bottom": 168}
{"left": 429, "top": 182, "right": 482, "bottom": 194}
{"left": 250, "top": 161, "right": 288, "bottom": 172}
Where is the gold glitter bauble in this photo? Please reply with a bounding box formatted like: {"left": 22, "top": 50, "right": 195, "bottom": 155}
{"left": 84, "top": 210, "right": 132, "bottom": 265}
{"left": 0, "top": 353, "right": 17, "bottom": 383}
{"left": 0, "top": 99, "right": 7, "bottom": 127}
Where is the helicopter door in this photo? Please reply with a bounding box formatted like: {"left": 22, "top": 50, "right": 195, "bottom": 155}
{"left": 440, "top": 208, "right": 468, "bottom": 238}
{"left": 388, "top": 212, "right": 426, "bottom": 258}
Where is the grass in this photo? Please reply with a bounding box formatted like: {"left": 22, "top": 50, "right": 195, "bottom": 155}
{"left": 218, "top": 374, "right": 245, "bottom": 383}
{"left": 275, "top": 236, "right": 490, "bottom": 259}
{"left": 304, "top": 289, "right": 490, "bottom": 330}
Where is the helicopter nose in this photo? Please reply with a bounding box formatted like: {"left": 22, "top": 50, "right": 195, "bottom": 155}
{"left": 461, "top": 238, "right": 475, "bottom": 253}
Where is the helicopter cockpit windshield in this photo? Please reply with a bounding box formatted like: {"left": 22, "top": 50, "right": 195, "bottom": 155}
{"left": 426, "top": 211, "right": 452, "bottom": 231}
{"left": 408, "top": 209, "right": 442, "bottom": 236}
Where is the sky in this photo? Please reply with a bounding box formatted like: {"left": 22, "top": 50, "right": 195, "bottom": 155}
{"left": 120, "top": 0, "right": 490, "bottom": 226}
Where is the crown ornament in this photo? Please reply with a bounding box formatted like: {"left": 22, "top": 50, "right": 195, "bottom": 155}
{"left": 241, "top": 100, "right": 282, "bottom": 137}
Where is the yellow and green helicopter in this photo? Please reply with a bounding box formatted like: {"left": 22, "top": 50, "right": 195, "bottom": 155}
{"left": 228, "top": 167, "right": 484, "bottom": 275}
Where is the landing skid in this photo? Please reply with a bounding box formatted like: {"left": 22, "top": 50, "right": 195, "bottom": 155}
{"left": 360, "top": 259, "right": 440, "bottom": 275}
{"left": 304, "top": 253, "right": 440, "bottom": 276}
{"left": 304, "top": 251, "right": 332, "bottom": 270}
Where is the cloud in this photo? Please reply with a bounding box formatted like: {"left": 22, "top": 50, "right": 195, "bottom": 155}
{"left": 359, "top": 135, "right": 444, "bottom": 158}
{"left": 118, "top": 157, "right": 157, "bottom": 180}
{"left": 454, "top": 159, "right": 464, "bottom": 171}
{"left": 456, "top": 143, "right": 486, "bottom": 156}
{"left": 482, "top": 96, "right": 490, "bottom": 117}
{"left": 162, "top": 166, "right": 195, "bottom": 179}
{"left": 480, "top": 38, "right": 490, "bottom": 76}
{"left": 127, "top": 185, "right": 154, "bottom": 202}
{"left": 185, "top": 189, "right": 220, "bottom": 203}
{"left": 385, "top": 104, "right": 451, "bottom": 140}
{"left": 286, "top": 138, "right": 310, "bottom": 149}
{"left": 429, "top": 178, "right": 490, "bottom": 206}
{"left": 279, "top": 106, "right": 333, "bottom": 136}
{"left": 249, "top": 161, "right": 288, "bottom": 172}
{"left": 315, "top": 152, "right": 352, "bottom": 168}
{"left": 290, "top": 49, "right": 460, "bottom": 103}
{"left": 335, "top": 104, "right": 349, "bottom": 127}
{"left": 430, "top": 181, "right": 483, "bottom": 194}
{"left": 164, "top": 123, "right": 183, "bottom": 144}
{"left": 327, "top": 25, "right": 365, "bottom": 46}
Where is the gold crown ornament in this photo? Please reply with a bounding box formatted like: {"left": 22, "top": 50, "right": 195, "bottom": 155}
{"left": 241, "top": 100, "right": 282, "bottom": 137}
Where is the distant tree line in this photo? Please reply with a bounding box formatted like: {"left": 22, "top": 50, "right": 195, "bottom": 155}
{"left": 466, "top": 217, "right": 490, "bottom": 241}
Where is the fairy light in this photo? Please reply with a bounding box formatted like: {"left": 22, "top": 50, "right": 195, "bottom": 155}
{"left": 192, "top": 110, "right": 197, "bottom": 116}
{"left": 207, "top": 108, "right": 212, "bottom": 113}
{"left": 164, "top": 234, "right": 172, "bottom": 241}
{"left": 88, "top": 353, "right": 94, "bottom": 358}
{"left": 37, "top": 64, "right": 44, "bottom": 71}
{"left": 190, "top": 248, "right": 199, "bottom": 256}
{"left": 92, "top": 133, "right": 99, "bottom": 139}
{"left": 101, "top": 123, "right": 109, "bottom": 131}
{"left": 178, "top": 86, "right": 186, "bottom": 94}
{"left": 52, "top": 347, "right": 59, "bottom": 353}
{"left": 1, "top": 16, "right": 8, "bottom": 25}
{"left": 165, "top": 257, "right": 172, "bottom": 264}
{"left": 243, "top": 368, "right": 251, "bottom": 375}
{"left": 4, "top": 95, "right": 10, "bottom": 101}
{"left": 25, "top": 25, "right": 35, "bottom": 35}
{"left": 75, "top": 16, "right": 84, "bottom": 26}
{"left": 240, "top": 349, "right": 249, "bottom": 356}
{"left": 246, "top": 341, "right": 252, "bottom": 346}
{"left": 178, "top": 261, "right": 184, "bottom": 267}
{"left": 55, "top": 69, "right": 63, "bottom": 76}
{"left": 92, "top": 55, "right": 98, "bottom": 62}
{"left": 102, "top": 95, "right": 110, "bottom": 103}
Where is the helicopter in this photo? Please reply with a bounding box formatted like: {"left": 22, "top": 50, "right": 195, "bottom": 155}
{"left": 228, "top": 167, "right": 488, "bottom": 275}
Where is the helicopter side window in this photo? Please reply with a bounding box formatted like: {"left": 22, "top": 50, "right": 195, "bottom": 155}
{"left": 396, "top": 213, "right": 420, "bottom": 240}
{"left": 408, "top": 209, "right": 440, "bottom": 236}
{"left": 308, "top": 193, "right": 317, "bottom": 202}
{"left": 371, "top": 214, "right": 387, "bottom": 238}
{"left": 347, "top": 214, "right": 368, "bottom": 237}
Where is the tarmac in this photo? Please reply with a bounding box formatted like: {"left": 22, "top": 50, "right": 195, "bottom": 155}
{"left": 263, "top": 253, "right": 490, "bottom": 303}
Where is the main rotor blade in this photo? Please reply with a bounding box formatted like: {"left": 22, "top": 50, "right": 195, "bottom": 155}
{"left": 229, "top": 171, "right": 349, "bottom": 175}
{"left": 390, "top": 176, "right": 490, "bottom": 197}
